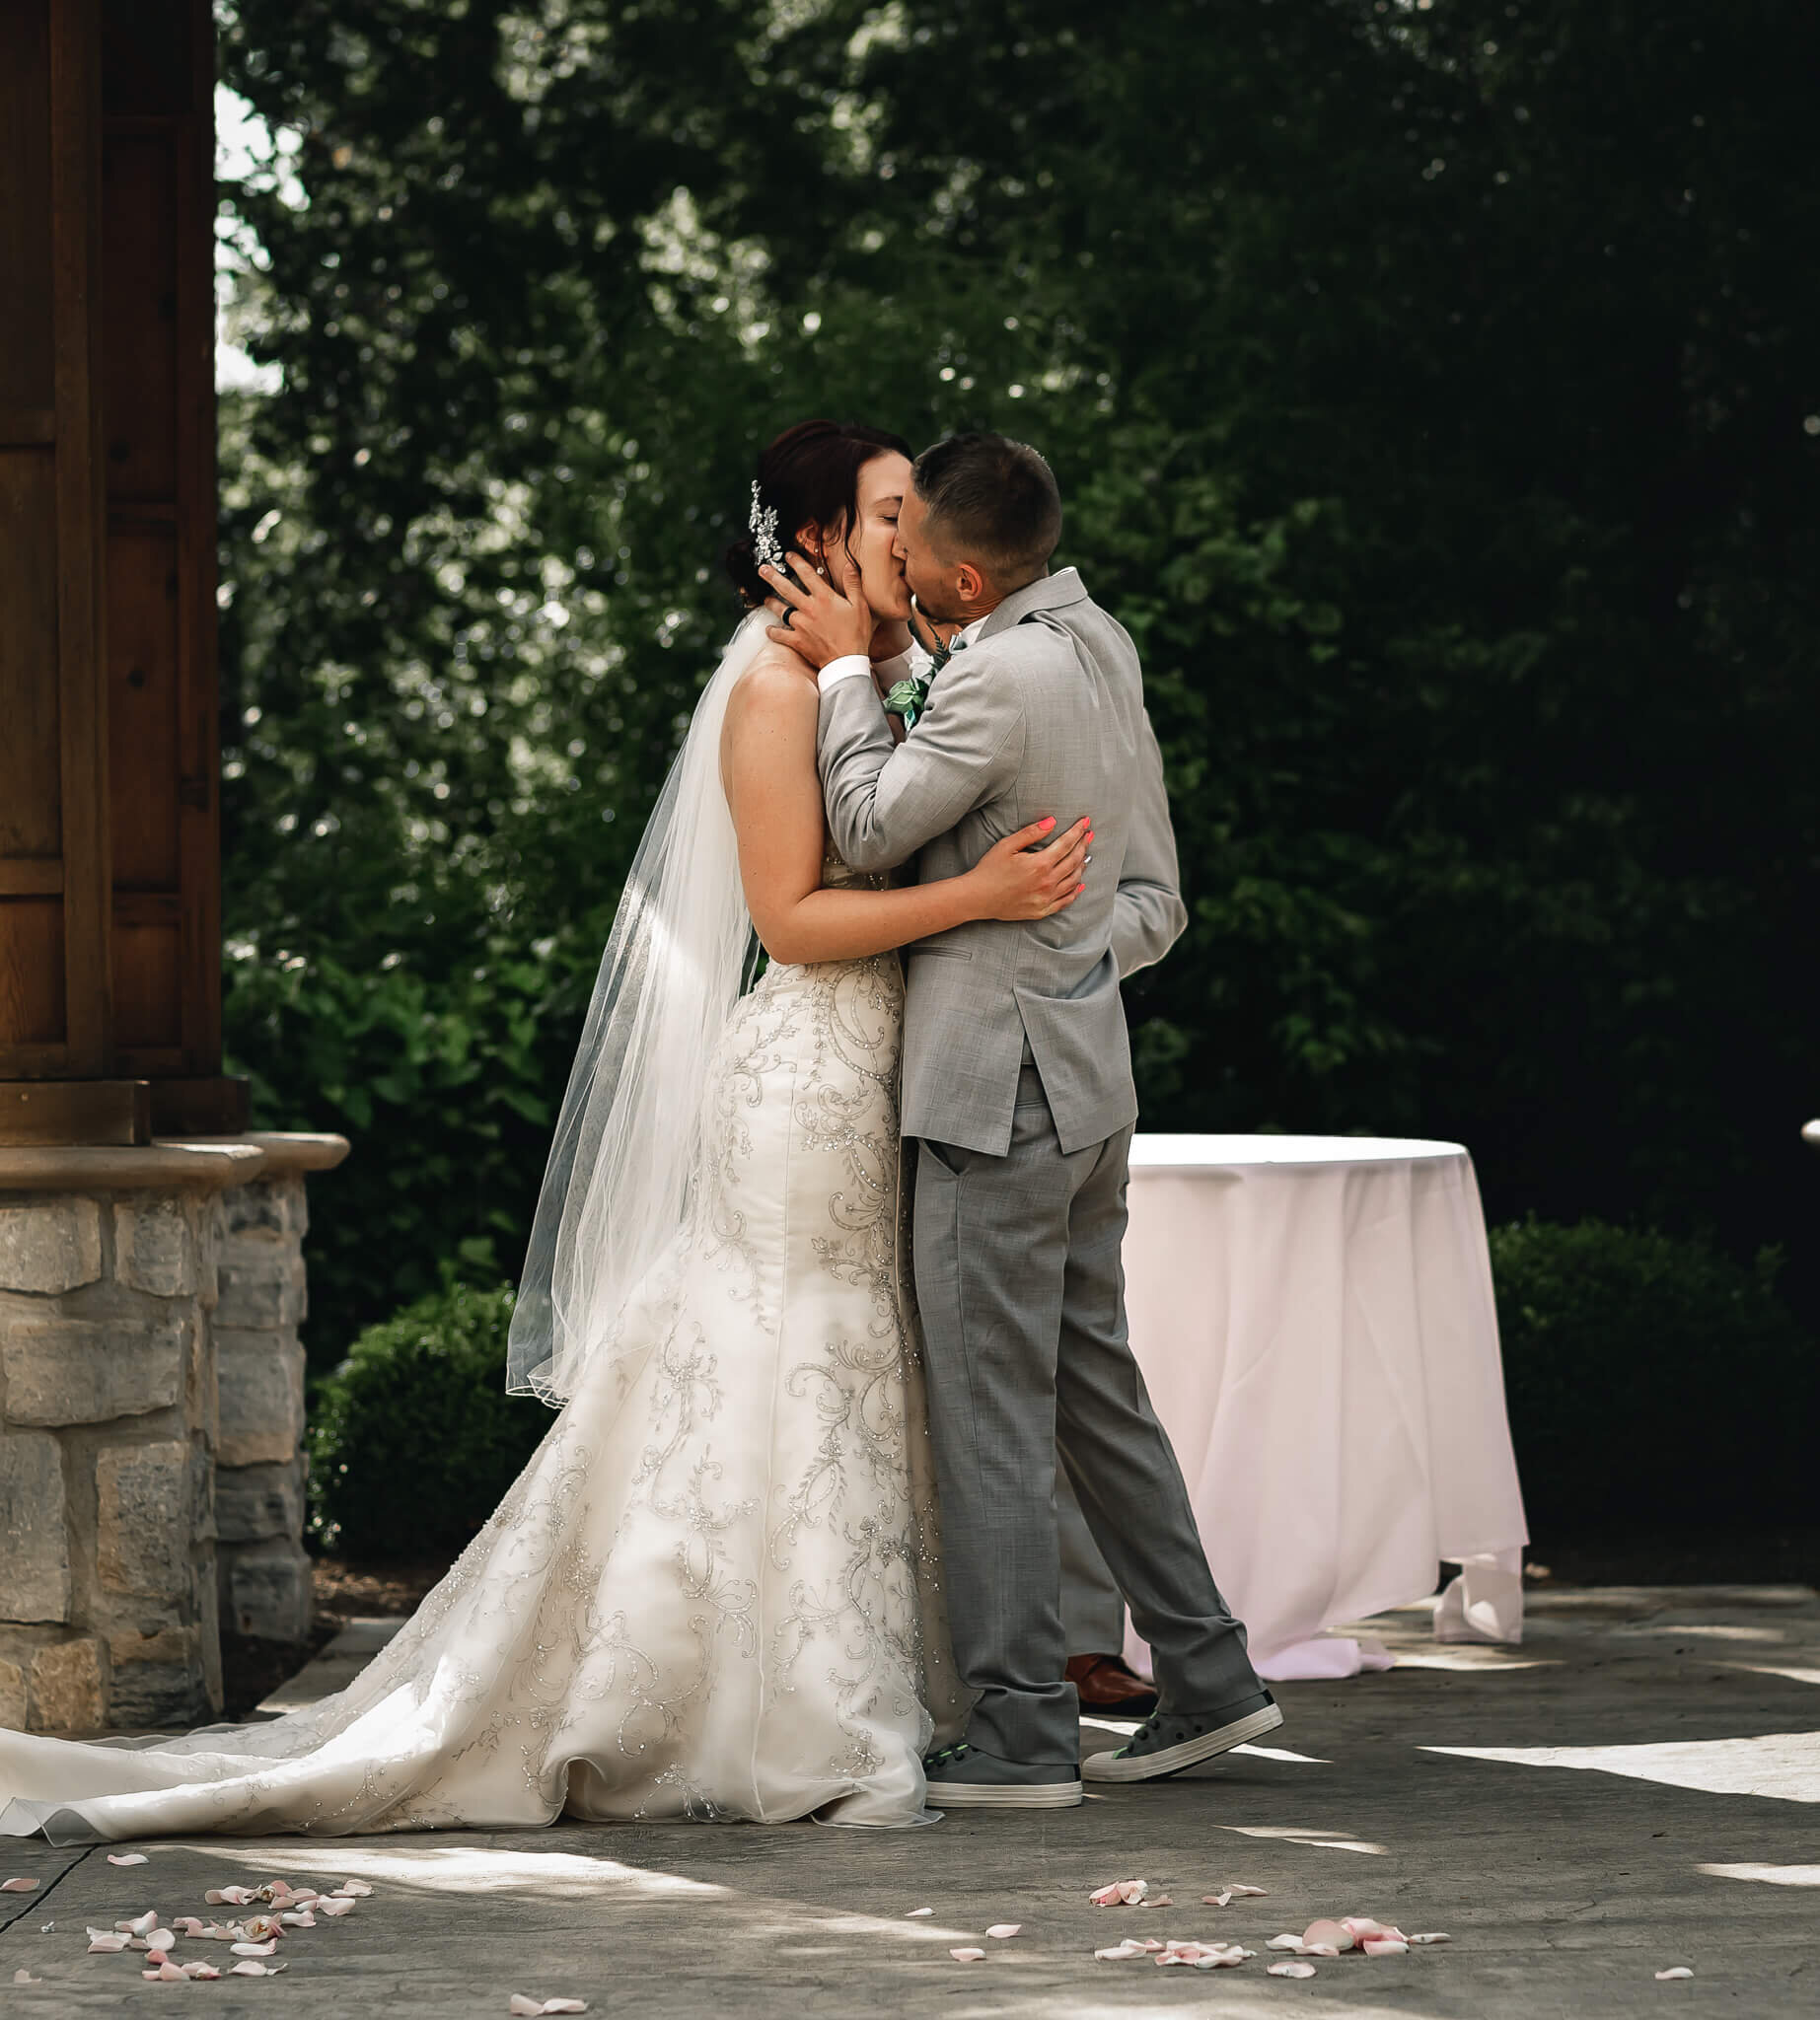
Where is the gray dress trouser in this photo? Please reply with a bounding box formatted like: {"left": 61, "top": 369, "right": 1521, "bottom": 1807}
{"left": 1058, "top": 1471, "right": 1127, "bottom": 1654}
{"left": 914, "top": 1066, "right": 1262, "bottom": 1765}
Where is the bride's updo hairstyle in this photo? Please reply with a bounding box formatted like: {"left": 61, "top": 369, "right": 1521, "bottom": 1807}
{"left": 725, "top": 418, "right": 912, "bottom": 608}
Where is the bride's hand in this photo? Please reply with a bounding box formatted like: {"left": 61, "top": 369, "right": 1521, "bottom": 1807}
{"left": 967, "top": 817, "right": 1093, "bottom": 922}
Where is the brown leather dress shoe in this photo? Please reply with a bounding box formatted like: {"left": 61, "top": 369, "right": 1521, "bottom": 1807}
{"left": 1065, "top": 1652, "right": 1159, "bottom": 1717}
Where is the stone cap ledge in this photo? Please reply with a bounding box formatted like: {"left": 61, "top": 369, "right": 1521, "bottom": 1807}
{"left": 0, "top": 1132, "right": 346, "bottom": 1194}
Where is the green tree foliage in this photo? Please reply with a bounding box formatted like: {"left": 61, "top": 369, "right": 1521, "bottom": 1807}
{"left": 306, "top": 1279, "right": 550, "bottom": 1556}
{"left": 216, "top": 0, "right": 1820, "bottom": 1365}
{"left": 1489, "top": 1220, "right": 1814, "bottom": 1531}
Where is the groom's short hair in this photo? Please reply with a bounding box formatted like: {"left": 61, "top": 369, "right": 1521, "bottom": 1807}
{"left": 912, "top": 433, "right": 1062, "bottom": 588}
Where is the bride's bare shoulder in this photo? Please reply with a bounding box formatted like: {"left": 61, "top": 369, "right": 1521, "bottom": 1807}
{"left": 727, "top": 640, "right": 819, "bottom": 720}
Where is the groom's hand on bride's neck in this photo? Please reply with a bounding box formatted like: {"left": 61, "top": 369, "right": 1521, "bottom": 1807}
{"left": 761, "top": 550, "right": 873, "bottom": 672}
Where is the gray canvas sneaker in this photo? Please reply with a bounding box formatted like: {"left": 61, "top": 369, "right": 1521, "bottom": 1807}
{"left": 922, "top": 1742, "right": 1083, "bottom": 1809}
{"left": 1081, "top": 1690, "right": 1282, "bottom": 1782}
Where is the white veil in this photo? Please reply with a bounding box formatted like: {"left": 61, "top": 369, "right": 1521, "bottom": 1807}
{"left": 507, "top": 612, "right": 768, "bottom": 1405}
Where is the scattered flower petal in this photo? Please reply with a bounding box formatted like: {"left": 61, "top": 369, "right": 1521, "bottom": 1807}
{"left": 984, "top": 1924, "right": 1020, "bottom": 1939}
{"left": 316, "top": 1898, "right": 355, "bottom": 1918}
{"left": 229, "top": 1960, "right": 287, "bottom": 1977}
{"left": 1095, "top": 1939, "right": 1150, "bottom": 1962}
{"left": 184, "top": 1963, "right": 221, "bottom": 1981}
{"left": 507, "top": 2001, "right": 587, "bottom": 2017}
{"left": 88, "top": 1931, "right": 131, "bottom": 1953}
{"left": 1267, "top": 1934, "right": 1306, "bottom": 1951}
{"left": 1149, "top": 1894, "right": 1174, "bottom": 1907}
{"left": 277, "top": 1910, "right": 317, "bottom": 1928}
{"left": 144, "top": 1931, "right": 176, "bottom": 1952}
{"left": 1206, "top": 1890, "right": 1233, "bottom": 1907}
{"left": 147, "top": 1948, "right": 170, "bottom": 1966}
{"left": 106, "top": 1853, "right": 149, "bottom": 1866}
{"left": 1, "top": 1878, "right": 39, "bottom": 1892}
{"left": 231, "top": 1940, "right": 278, "bottom": 1958}
{"left": 948, "top": 1948, "right": 985, "bottom": 1962}
{"left": 1302, "top": 1919, "right": 1353, "bottom": 1952}
{"left": 1269, "top": 1960, "right": 1317, "bottom": 1979}
{"left": 1226, "top": 1884, "right": 1269, "bottom": 1898}
{"left": 905, "top": 1908, "right": 933, "bottom": 1918}
{"left": 331, "top": 1879, "right": 374, "bottom": 1897}
{"left": 143, "top": 1963, "right": 189, "bottom": 1983}
{"left": 205, "top": 1887, "right": 256, "bottom": 1908}
{"left": 240, "top": 1914, "right": 281, "bottom": 1941}
{"left": 14, "top": 1969, "right": 42, "bottom": 1984}
{"left": 1362, "top": 1936, "right": 1410, "bottom": 1958}
{"left": 1410, "top": 1933, "right": 1451, "bottom": 1945}
{"left": 1655, "top": 1968, "right": 1694, "bottom": 1982}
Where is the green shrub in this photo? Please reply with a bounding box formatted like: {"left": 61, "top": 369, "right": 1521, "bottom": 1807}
{"left": 1489, "top": 1219, "right": 1815, "bottom": 1533}
{"left": 306, "top": 1279, "right": 552, "bottom": 1560}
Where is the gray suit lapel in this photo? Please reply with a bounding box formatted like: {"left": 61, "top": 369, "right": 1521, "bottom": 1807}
{"left": 978, "top": 567, "right": 1090, "bottom": 641}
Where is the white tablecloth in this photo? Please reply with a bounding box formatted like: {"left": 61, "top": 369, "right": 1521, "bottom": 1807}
{"left": 1118, "top": 1135, "right": 1528, "bottom": 1681}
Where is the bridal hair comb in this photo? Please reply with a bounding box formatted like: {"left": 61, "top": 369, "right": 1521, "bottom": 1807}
{"left": 749, "top": 481, "right": 784, "bottom": 572}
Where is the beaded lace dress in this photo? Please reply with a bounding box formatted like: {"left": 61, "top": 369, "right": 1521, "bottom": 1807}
{"left": 0, "top": 854, "right": 968, "bottom": 1840}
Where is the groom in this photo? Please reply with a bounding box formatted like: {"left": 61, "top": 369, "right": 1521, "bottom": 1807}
{"left": 762, "top": 433, "right": 1277, "bottom": 1808}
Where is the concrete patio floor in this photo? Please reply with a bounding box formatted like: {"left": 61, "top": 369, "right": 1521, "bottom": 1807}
{"left": 3, "top": 1584, "right": 1815, "bottom": 2017}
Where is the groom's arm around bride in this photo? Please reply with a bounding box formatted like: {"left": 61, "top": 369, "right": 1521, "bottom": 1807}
{"left": 764, "top": 432, "right": 1277, "bottom": 1807}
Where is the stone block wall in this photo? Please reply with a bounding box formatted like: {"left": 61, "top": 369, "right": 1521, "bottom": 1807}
{"left": 0, "top": 1134, "right": 342, "bottom": 1732}
{"left": 0, "top": 1191, "right": 222, "bottom": 1731}
{"left": 213, "top": 1171, "right": 313, "bottom": 1644}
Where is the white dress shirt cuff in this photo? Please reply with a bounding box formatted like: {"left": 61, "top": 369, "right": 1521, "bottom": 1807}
{"left": 817, "top": 654, "right": 874, "bottom": 695}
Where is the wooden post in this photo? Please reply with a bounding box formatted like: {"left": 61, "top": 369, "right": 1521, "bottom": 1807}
{"left": 0, "top": 0, "right": 246, "bottom": 1142}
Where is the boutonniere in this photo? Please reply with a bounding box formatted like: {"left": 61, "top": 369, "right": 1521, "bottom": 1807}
{"left": 883, "top": 673, "right": 933, "bottom": 731}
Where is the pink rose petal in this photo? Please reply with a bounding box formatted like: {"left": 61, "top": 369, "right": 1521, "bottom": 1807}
{"left": 277, "top": 1909, "right": 317, "bottom": 1928}
{"left": 231, "top": 1939, "right": 278, "bottom": 1957}
{"left": 1094, "top": 1939, "right": 1148, "bottom": 1961}
{"left": 1, "top": 1878, "right": 39, "bottom": 1892}
{"left": 948, "top": 1948, "right": 985, "bottom": 1962}
{"left": 143, "top": 1963, "right": 188, "bottom": 1982}
{"left": 905, "top": 1908, "right": 933, "bottom": 1917}
{"left": 1655, "top": 1968, "right": 1694, "bottom": 1982}
{"left": 1362, "top": 1937, "right": 1410, "bottom": 1958}
{"left": 144, "top": 1931, "right": 175, "bottom": 1951}
{"left": 146, "top": 1948, "right": 170, "bottom": 1966}
{"left": 985, "top": 1924, "right": 1020, "bottom": 1939}
{"left": 1205, "top": 1890, "right": 1233, "bottom": 1907}
{"left": 1303, "top": 1943, "right": 1341, "bottom": 1958}
{"left": 508, "top": 2001, "right": 589, "bottom": 2018}
{"left": 1270, "top": 1960, "right": 1317, "bottom": 1979}
{"left": 229, "top": 1960, "right": 287, "bottom": 1977}
{"left": 331, "top": 1879, "right": 374, "bottom": 1897}
{"left": 205, "top": 1886, "right": 256, "bottom": 1908}
{"left": 1149, "top": 1894, "right": 1174, "bottom": 1907}
{"left": 184, "top": 1963, "right": 221, "bottom": 1981}
{"left": 106, "top": 1853, "right": 149, "bottom": 1866}
{"left": 1410, "top": 1932, "right": 1451, "bottom": 1945}
{"left": 1302, "top": 1918, "right": 1353, "bottom": 1952}
{"left": 316, "top": 1897, "right": 355, "bottom": 1917}
{"left": 88, "top": 1932, "right": 131, "bottom": 1953}
{"left": 1226, "top": 1884, "right": 1269, "bottom": 1898}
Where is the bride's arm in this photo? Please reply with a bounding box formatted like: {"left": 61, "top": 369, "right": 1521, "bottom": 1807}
{"left": 721, "top": 656, "right": 1089, "bottom": 967}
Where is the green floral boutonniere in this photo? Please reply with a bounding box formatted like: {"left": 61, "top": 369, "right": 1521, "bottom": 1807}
{"left": 883, "top": 674, "right": 933, "bottom": 732}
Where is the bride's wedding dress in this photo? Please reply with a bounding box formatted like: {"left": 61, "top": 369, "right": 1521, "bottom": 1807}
{"left": 1, "top": 717, "right": 966, "bottom": 1840}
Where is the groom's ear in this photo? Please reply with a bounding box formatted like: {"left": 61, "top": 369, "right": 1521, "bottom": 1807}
{"left": 955, "top": 560, "right": 986, "bottom": 604}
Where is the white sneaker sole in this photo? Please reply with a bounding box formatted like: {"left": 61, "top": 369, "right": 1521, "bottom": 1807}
{"left": 1081, "top": 1701, "right": 1283, "bottom": 1783}
{"left": 927, "top": 1778, "right": 1084, "bottom": 1810}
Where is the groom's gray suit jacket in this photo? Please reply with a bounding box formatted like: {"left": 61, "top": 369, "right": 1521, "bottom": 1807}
{"left": 817, "top": 567, "right": 1187, "bottom": 1157}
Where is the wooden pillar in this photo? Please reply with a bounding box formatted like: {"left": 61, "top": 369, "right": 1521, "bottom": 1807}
{"left": 0, "top": 0, "right": 245, "bottom": 1145}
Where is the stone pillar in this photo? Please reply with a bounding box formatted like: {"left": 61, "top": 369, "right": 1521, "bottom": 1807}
{"left": 213, "top": 1140, "right": 326, "bottom": 1645}
{"left": 0, "top": 1133, "right": 346, "bottom": 1732}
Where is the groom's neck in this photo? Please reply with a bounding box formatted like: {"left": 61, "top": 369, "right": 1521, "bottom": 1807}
{"left": 955, "top": 565, "right": 1048, "bottom": 628}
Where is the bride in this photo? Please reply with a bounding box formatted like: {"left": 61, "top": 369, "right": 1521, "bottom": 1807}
{"left": 0, "top": 420, "right": 1091, "bottom": 1840}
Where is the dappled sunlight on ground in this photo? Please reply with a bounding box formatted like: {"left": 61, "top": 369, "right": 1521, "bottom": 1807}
{"left": 1424, "top": 1730, "right": 1820, "bottom": 1802}
{"left": 1698, "top": 1863, "right": 1820, "bottom": 1886}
